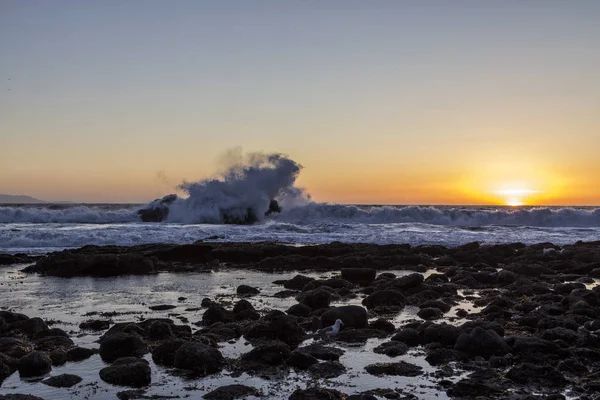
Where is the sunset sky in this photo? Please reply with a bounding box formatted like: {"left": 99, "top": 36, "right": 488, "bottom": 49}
{"left": 1, "top": 1, "right": 599, "bottom": 205}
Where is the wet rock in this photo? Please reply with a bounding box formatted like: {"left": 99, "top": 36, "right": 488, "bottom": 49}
{"left": 201, "top": 298, "right": 213, "bottom": 307}
{"left": 297, "top": 343, "right": 344, "bottom": 361}
{"left": 422, "top": 323, "right": 461, "bottom": 346}
{"left": 391, "top": 328, "right": 421, "bottom": 346}
{"left": 334, "top": 328, "right": 388, "bottom": 344}
{"left": 289, "top": 387, "right": 346, "bottom": 400}
{"left": 41, "top": 373, "right": 82, "bottom": 388}
{"left": 115, "top": 390, "right": 146, "bottom": 400}
{"left": 273, "top": 290, "right": 300, "bottom": 298}
{"left": 287, "top": 303, "right": 311, "bottom": 317}
{"left": 368, "top": 318, "right": 395, "bottom": 332}
{"left": 99, "top": 333, "right": 148, "bottom": 363}
{"left": 148, "top": 304, "right": 176, "bottom": 311}
{"left": 144, "top": 320, "right": 173, "bottom": 341}
{"left": 320, "top": 305, "right": 368, "bottom": 329}
{"left": 151, "top": 339, "right": 186, "bottom": 367}
{"left": 34, "top": 336, "right": 74, "bottom": 352}
{"left": 240, "top": 341, "right": 291, "bottom": 371}
{"left": 362, "top": 290, "right": 406, "bottom": 309}
{"left": 417, "top": 307, "right": 444, "bottom": 320}
{"left": 341, "top": 268, "right": 376, "bottom": 286}
{"left": 388, "top": 273, "right": 424, "bottom": 290}
{"left": 79, "top": 319, "right": 111, "bottom": 331}
{"left": 204, "top": 384, "right": 261, "bottom": 400}
{"left": 202, "top": 304, "right": 235, "bottom": 325}
{"left": 506, "top": 363, "right": 567, "bottom": 387}
{"left": 308, "top": 361, "right": 346, "bottom": 378}
{"left": 24, "top": 253, "right": 156, "bottom": 277}
{"left": 7, "top": 317, "right": 48, "bottom": 338}
{"left": 539, "top": 327, "right": 579, "bottom": 344}
{"left": 304, "top": 278, "right": 354, "bottom": 291}
{"left": 365, "top": 361, "right": 423, "bottom": 377}
{"left": 0, "top": 395, "right": 46, "bottom": 400}
{"left": 18, "top": 351, "right": 52, "bottom": 377}
{"left": 284, "top": 275, "right": 315, "bottom": 290}
{"left": 296, "top": 288, "right": 332, "bottom": 310}
{"left": 49, "top": 349, "right": 67, "bottom": 366}
{"left": 0, "top": 338, "right": 30, "bottom": 358}
{"left": 236, "top": 285, "right": 260, "bottom": 296}
{"left": 232, "top": 300, "right": 260, "bottom": 321}
{"left": 244, "top": 314, "right": 304, "bottom": 347}
{"left": 425, "top": 347, "right": 462, "bottom": 365}
{"left": 454, "top": 327, "right": 510, "bottom": 358}
{"left": 67, "top": 346, "right": 97, "bottom": 362}
{"left": 287, "top": 351, "right": 318, "bottom": 370}
{"left": 373, "top": 341, "right": 408, "bottom": 357}
{"left": 446, "top": 378, "right": 503, "bottom": 398}
{"left": 173, "top": 342, "right": 224, "bottom": 375}
{"left": 99, "top": 357, "right": 151, "bottom": 387}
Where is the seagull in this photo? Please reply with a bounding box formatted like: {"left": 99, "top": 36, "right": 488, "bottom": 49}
{"left": 314, "top": 319, "right": 344, "bottom": 338}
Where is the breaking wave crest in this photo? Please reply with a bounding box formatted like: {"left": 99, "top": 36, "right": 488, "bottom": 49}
{"left": 0, "top": 205, "right": 139, "bottom": 224}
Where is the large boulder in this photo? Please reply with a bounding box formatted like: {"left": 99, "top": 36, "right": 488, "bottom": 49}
{"left": 99, "top": 357, "right": 151, "bottom": 387}
{"left": 99, "top": 333, "right": 147, "bottom": 363}
{"left": 422, "top": 323, "right": 461, "bottom": 346}
{"left": 320, "top": 305, "right": 368, "bottom": 329}
{"left": 173, "top": 342, "right": 225, "bottom": 376}
{"left": 41, "top": 373, "right": 82, "bottom": 388}
{"left": 296, "top": 288, "right": 332, "bottom": 310}
{"left": 365, "top": 361, "right": 423, "bottom": 376}
{"left": 454, "top": 327, "right": 510, "bottom": 358}
{"left": 151, "top": 339, "right": 186, "bottom": 367}
{"left": 244, "top": 315, "right": 304, "bottom": 347}
{"left": 284, "top": 275, "right": 315, "bottom": 290}
{"left": 240, "top": 341, "right": 291, "bottom": 369}
{"left": 18, "top": 351, "right": 52, "bottom": 378}
{"left": 362, "top": 290, "right": 406, "bottom": 309}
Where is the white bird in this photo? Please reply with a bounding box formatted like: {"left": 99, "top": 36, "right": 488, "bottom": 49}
{"left": 314, "top": 319, "right": 344, "bottom": 337}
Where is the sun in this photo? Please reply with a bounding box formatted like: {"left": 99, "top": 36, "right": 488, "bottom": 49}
{"left": 494, "top": 188, "right": 538, "bottom": 206}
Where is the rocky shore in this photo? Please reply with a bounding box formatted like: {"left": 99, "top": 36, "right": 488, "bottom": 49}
{"left": 1, "top": 240, "right": 600, "bottom": 399}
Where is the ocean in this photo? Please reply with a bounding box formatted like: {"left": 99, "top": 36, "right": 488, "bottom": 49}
{"left": 1, "top": 202, "right": 599, "bottom": 254}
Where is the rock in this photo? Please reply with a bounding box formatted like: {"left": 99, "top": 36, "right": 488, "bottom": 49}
{"left": 25, "top": 252, "right": 156, "bottom": 277}
{"left": 232, "top": 300, "right": 260, "bottom": 321}
{"left": 373, "top": 341, "right": 408, "bottom": 357}
{"left": 284, "top": 275, "right": 315, "bottom": 290}
{"left": 287, "top": 351, "right": 318, "bottom": 370}
{"left": 391, "top": 328, "right": 421, "bottom": 346}
{"left": 320, "top": 305, "right": 368, "bottom": 329}
{"left": 18, "top": 351, "right": 52, "bottom": 377}
{"left": 308, "top": 361, "right": 346, "bottom": 378}
{"left": 8, "top": 317, "right": 48, "bottom": 338}
{"left": 148, "top": 304, "right": 176, "bottom": 311}
{"left": 417, "top": 307, "right": 444, "bottom": 320}
{"left": 99, "top": 357, "right": 151, "bottom": 387}
{"left": 362, "top": 290, "right": 406, "bottom": 309}
{"left": 99, "top": 333, "right": 147, "bottom": 363}
{"left": 116, "top": 390, "right": 146, "bottom": 400}
{"left": 34, "top": 336, "right": 74, "bottom": 352}
{"left": 454, "top": 327, "right": 510, "bottom": 358}
{"left": 341, "top": 268, "right": 376, "bottom": 286}
{"left": 151, "top": 339, "right": 186, "bottom": 367}
{"left": 67, "top": 347, "right": 97, "bottom": 362}
{"left": 365, "top": 361, "right": 423, "bottom": 376}
{"left": 144, "top": 320, "right": 173, "bottom": 340}
{"left": 202, "top": 304, "right": 235, "bottom": 325}
{"left": 287, "top": 303, "right": 311, "bottom": 317}
{"left": 241, "top": 341, "right": 291, "bottom": 368}
{"left": 237, "top": 285, "right": 260, "bottom": 296}
{"left": 419, "top": 299, "right": 452, "bottom": 313}
{"left": 296, "top": 288, "right": 332, "bottom": 310}
{"left": 334, "top": 328, "right": 388, "bottom": 344}
{"left": 201, "top": 298, "right": 213, "bottom": 307}
{"left": 422, "top": 323, "right": 461, "bottom": 346}
{"left": 41, "top": 373, "right": 82, "bottom": 387}
{"left": 204, "top": 384, "right": 262, "bottom": 400}
{"left": 0, "top": 395, "right": 46, "bottom": 400}
{"left": 173, "top": 342, "right": 225, "bottom": 375}
{"left": 49, "top": 349, "right": 67, "bottom": 366}
{"left": 506, "top": 363, "right": 567, "bottom": 387}
{"left": 79, "top": 319, "right": 111, "bottom": 331}
{"left": 0, "top": 337, "right": 31, "bottom": 358}
{"left": 289, "top": 387, "right": 346, "bottom": 400}
{"left": 447, "top": 379, "right": 503, "bottom": 398}
{"left": 389, "top": 273, "right": 424, "bottom": 290}
{"left": 297, "top": 343, "right": 344, "bottom": 361}
{"left": 244, "top": 315, "right": 304, "bottom": 347}
{"left": 425, "top": 347, "right": 462, "bottom": 365}
{"left": 368, "top": 318, "right": 395, "bottom": 332}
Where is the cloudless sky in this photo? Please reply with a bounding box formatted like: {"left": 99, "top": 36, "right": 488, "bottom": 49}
{"left": 1, "top": 0, "right": 599, "bottom": 204}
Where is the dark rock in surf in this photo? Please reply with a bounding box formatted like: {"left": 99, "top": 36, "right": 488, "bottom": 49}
{"left": 204, "top": 384, "right": 262, "bottom": 400}
{"left": 341, "top": 268, "right": 376, "bottom": 286}
{"left": 41, "top": 373, "right": 82, "bottom": 388}
{"left": 18, "top": 351, "right": 52, "bottom": 377}
{"left": 373, "top": 341, "right": 408, "bottom": 357}
{"left": 287, "top": 351, "right": 318, "bottom": 370}
{"left": 137, "top": 194, "right": 177, "bottom": 222}
{"left": 320, "top": 305, "right": 368, "bottom": 329}
{"left": 152, "top": 339, "right": 186, "bottom": 367}
{"left": 67, "top": 346, "right": 97, "bottom": 362}
{"left": 289, "top": 387, "right": 346, "bottom": 400}
{"left": 308, "top": 361, "right": 346, "bottom": 378}
{"left": 236, "top": 285, "right": 260, "bottom": 296}
{"left": 99, "top": 333, "right": 147, "bottom": 363}
{"left": 284, "top": 275, "right": 315, "bottom": 290}
{"left": 173, "top": 342, "right": 224, "bottom": 375}
{"left": 454, "top": 327, "right": 510, "bottom": 358}
{"left": 79, "top": 319, "right": 111, "bottom": 331}
{"left": 365, "top": 361, "right": 423, "bottom": 377}
{"left": 99, "top": 357, "right": 151, "bottom": 387}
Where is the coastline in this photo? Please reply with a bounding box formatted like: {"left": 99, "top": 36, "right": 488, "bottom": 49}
{"left": 0, "top": 240, "right": 599, "bottom": 399}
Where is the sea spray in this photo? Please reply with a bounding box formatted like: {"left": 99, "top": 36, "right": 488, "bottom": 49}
{"left": 138, "top": 152, "right": 309, "bottom": 224}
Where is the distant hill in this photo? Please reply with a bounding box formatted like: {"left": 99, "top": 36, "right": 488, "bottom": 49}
{"left": 0, "top": 194, "right": 45, "bottom": 204}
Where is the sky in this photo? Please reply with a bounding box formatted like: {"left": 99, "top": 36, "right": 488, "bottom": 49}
{"left": 1, "top": 1, "right": 599, "bottom": 205}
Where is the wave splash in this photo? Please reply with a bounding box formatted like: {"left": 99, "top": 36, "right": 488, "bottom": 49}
{"left": 139, "top": 152, "right": 308, "bottom": 224}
